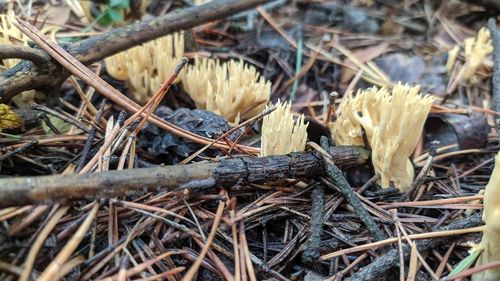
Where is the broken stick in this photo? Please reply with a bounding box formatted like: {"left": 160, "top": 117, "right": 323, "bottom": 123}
{"left": 0, "top": 146, "right": 369, "bottom": 207}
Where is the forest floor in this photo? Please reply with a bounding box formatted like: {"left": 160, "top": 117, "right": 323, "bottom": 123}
{"left": 0, "top": 0, "right": 499, "bottom": 280}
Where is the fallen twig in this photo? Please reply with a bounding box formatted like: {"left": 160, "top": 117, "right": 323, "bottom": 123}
{"left": 0, "top": 147, "right": 369, "bottom": 207}
{"left": 343, "top": 213, "right": 483, "bottom": 281}
{"left": 319, "top": 137, "right": 386, "bottom": 242}
{"left": 301, "top": 183, "right": 325, "bottom": 264}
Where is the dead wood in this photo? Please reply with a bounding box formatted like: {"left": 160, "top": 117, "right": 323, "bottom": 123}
{"left": 488, "top": 18, "right": 500, "bottom": 139}
{"left": 344, "top": 212, "right": 483, "bottom": 281}
{"left": 0, "top": 0, "right": 271, "bottom": 102}
{"left": 0, "top": 146, "right": 369, "bottom": 207}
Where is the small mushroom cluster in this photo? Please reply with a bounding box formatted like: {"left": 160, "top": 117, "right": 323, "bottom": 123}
{"left": 182, "top": 57, "right": 271, "bottom": 124}
{"left": 331, "top": 83, "right": 434, "bottom": 190}
{"left": 260, "top": 100, "right": 308, "bottom": 157}
{"left": 447, "top": 27, "right": 493, "bottom": 84}
{"left": 105, "top": 32, "right": 185, "bottom": 104}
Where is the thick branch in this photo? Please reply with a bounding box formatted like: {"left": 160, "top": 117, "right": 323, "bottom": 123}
{"left": 0, "top": 147, "right": 369, "bottom": 207}
{"left": 70, "top": 0, "right": 270, "bottom": 64}
{"left": 0, "top": 45, "right": 48, "bottom": 63}
{"left": 0, "top": 0, "right": 270, "bottom": 101}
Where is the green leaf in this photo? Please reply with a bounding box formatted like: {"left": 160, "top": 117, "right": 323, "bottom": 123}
{"left": 39, "top": 114, "right": 71, "bottom": 134}
{"left": 448, "top": 249, "right": 482, "bottom": 277}
{"left": 107, "top": 8, "right": 124, "bottom": 22}
{"left": 108, "top": 0, "right": 130, "bottom": 9}
{"left": 97, "top": 8, "right": 124, "bottom": 26}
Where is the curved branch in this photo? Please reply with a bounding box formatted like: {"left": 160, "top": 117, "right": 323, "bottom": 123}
{"left": 70, "top": 0, "right": 270, "bottom": 64}
{"left": 0, "top": 45, "right": 48, "bottom": 64}
{"left": 0, "top": 0, "right": 270, "bottom": 101}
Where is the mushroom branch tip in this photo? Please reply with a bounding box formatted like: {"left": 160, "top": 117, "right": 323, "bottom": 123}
{"left": 105, "top": 32, "right": 185, "bottom": 104}
{"left": 260, "top": 100, "right": 308, "bottom": 157}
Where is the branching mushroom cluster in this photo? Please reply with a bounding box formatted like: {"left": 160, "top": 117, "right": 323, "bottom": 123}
{"left": 260, "top": 100, "right": 308, "bottom": 157}
{"left": 105, "top": 32, "right": 185, "bottom": 104}
{"left": 182, "top": 57, "right": 271, "bottom": 124}
{"left": 472, "top": 151, "right": 500, "bottom": 281}
{"left": 331, "top": 83, "right": 434, "bottom": 190}
{"left": 447, "top": 27, "right": 493, "bottom": 84}
{"left": 106, "top": 38, "right": 271, "bottom": 125}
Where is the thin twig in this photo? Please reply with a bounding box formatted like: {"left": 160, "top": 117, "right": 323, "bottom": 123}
{"left": 319, "top": 137, "right": 385, "bottom": 241}
{"left": 342, "top": 213, "right": 483, "bottom": 281}
{"left": 0, "top": 140, "right": 38, "bottom": 162}
{"left": 301, "top": 184, "right": 325, "bottom": 264}
{"left": 182, "top": 190, "right": 226, "bottom": 281}
{"left": 402, "top": 140, "right": 439, "bottom": 201}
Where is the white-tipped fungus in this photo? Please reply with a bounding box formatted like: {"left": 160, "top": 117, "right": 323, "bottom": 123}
{"left": 331, "top": 83, "right": 434, "bottom": 190}
{"left": 182, "top": 58, "right": 271, "bottom": 124}
{"left": 105, "top": 33, "right": 184, "bottom": 104}
{"left": 260, "top": 100, "right": 308, "bottom": 157}
{"left": 472, "top": 152, "right": 500, "bottom": 281}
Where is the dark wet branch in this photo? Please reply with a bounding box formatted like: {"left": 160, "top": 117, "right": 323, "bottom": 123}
{"left": 0, "top": 45, "right": 48, "bottom": 64}
{"left": 320, "top": 137, "right": 386, "bottom": 242}
{"left": 344, "top": 212, "right": 483, "bottom": 281}
{"left": 0, "top": 146, "right": 370, "bottom": 207}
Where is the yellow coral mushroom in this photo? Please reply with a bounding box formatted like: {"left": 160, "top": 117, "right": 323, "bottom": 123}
{"left": 472, "top": 152, "right": 500, "bottom": 281}
{"left": 332, "top": 83, "right": 434, "bottom": 190}
{"left": 260, "top": 100, "right": 308, "bottom": 157}
{"left": 183, "top": 58, "right": 271, "bottom": 124}
{"left": 331, "top": 87, "right": 388, "bottom": 146}
{"left": 461, "top": 27, "right": 492, "bottom": 83}
{"left": 182, "top": 57, "right": 218, "bottom": 109}
{"left": 105, "top": 33, "right": 184, "bottom": 104}
{"left": 0, "top": 11, "right": 27, "bottom": 69}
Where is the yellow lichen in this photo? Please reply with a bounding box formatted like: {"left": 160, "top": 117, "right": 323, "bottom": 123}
{"left": 260, "top": 100, "right": 308, "bottom": 157}
{"left": 0, "top": 104, "right": 22, "bottom": 130}
{"left": 472, "top": 152, "right": 500, "bottom": 281}
{"left": 182, "top": 58, "right": 271, "bottom": 124}
{"left": 105, "top": 33, "right": 184, "bottom": 104}
{"left": 331, "top": 83, "right": 434, "bottom": 190}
